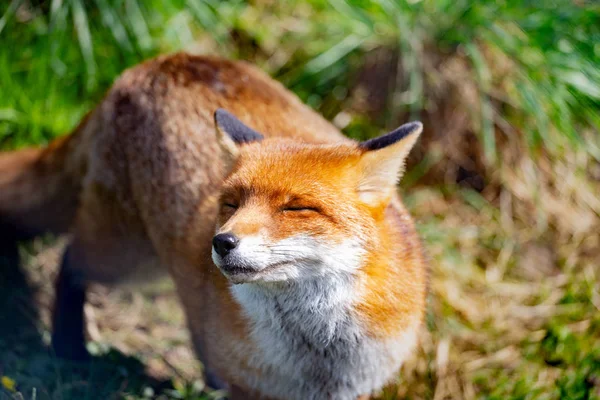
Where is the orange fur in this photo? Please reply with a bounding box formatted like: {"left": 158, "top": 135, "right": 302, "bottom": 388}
{"left": 0, "top": 53, "right": 427, "bottom": 400}
{"left": 218, "top": 141, "right": 426, "bottom": 338}
{"left": 356, "top": 199, "right": 426, "bottom": 337}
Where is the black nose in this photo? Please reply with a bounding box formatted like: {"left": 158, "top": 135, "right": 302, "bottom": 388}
{"left": 213, "top": 233, "right": 239, "bottom": 258}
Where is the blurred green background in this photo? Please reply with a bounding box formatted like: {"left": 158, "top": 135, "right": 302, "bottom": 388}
{"left": 0, "top": 1, "right": 599, "bottom": 399}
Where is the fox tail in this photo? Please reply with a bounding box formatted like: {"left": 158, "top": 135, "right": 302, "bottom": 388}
{"left": 0, "top": 115, "right": 92, "bottom": 243}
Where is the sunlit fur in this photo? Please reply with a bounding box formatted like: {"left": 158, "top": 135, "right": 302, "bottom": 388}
{"left": 212, "top": 234, "right": 365, "bottom": 283}
{"left": 0, "top": 54, "right": 427, "bottom": 400}
{"left": 210, "top": 139, "right": 426, "bottom": 399}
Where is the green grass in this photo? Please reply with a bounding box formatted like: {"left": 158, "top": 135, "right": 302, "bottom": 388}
{"left": 1, "top": 1, "right": 599, "bottom": 399}
{"left": 2, "top": 1, "right": 598, "bottom": 155}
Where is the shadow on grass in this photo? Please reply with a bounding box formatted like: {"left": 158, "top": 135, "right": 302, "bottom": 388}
{"left": 0, "top": 238, "right": 173, "bottom": 400}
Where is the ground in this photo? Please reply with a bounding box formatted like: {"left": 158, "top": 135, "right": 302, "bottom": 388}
{"left": 0, "top": 238, "right": 210, "bottom": 400}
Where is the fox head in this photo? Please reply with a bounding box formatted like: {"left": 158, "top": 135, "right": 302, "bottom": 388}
{"left": 211, "top": 109, "right": 422, "bottom": 284}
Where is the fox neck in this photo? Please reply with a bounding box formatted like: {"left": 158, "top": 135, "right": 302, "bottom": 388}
{"left": 231, "top": 272, "right": 361, "bottom": 347}
{"left": 227, "top": 241, "right": 419, "bottom": 399}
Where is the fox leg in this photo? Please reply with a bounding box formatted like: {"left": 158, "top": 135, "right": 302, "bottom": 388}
{"left": 50, "top": 177, "right": 164, "bottom": 361}
{"left": 51, "top": 246, "right": 89, "bottom": 361}
{"left": 204, "top": 369, "right": 228, "bottom": 391}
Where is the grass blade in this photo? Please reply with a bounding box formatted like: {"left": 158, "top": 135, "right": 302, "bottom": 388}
{"left": 125, "top": 0, "right": 152, "bottom": 53}
{"left": 71, "top": 0, "right": 97, "bottom": 90}
{"left": 94, "top": 0, "right": 134, "bottom": 52}
{"left": 303, "top": 34, "right": 364, "bottom": 75}
{"left": 466, "top": 42, "right": 496, "bottom": 163}
{"left": 0, "top": 0, "right": 23, "bottom": 36}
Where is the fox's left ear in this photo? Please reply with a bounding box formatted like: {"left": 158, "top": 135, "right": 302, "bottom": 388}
{"left": 357, "top": 121, "right": 422, "bottom": 206}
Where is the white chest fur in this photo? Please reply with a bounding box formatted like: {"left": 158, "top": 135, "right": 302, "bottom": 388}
{"left": 230, "top": 275, "right": 419, "bottom": 400}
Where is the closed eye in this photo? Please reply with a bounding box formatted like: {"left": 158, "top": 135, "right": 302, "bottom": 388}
{"left": 224, "top": 203, "right": 238, "bottom": 209}
{"left": 282, "top": 206, "right": 319, "bottom": 213}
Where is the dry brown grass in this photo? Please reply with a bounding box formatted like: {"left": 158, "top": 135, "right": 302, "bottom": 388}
{"left": 392, "top": 133, "right": 600, "bottom": 399}
{"left": 16, "top": 239, "right": 201, "bottom": 387}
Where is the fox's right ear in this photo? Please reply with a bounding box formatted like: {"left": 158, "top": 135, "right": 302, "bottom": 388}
{"left": 214, "top": 109, "right": 264, "bottom": 168}
{"left": 214, "top": 109, "right": 264, "bottom": 163}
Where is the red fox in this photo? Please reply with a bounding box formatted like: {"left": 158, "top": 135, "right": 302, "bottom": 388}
{"left": 0, "top": 53, "right": 427, "bottom": 400}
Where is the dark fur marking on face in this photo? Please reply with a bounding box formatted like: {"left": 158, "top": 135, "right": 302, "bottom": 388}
{"left": 359, "top": 121, "right": 422, "bottom": 151}
{"left": 215, "top": 109, "right": 264, "bottom": 144}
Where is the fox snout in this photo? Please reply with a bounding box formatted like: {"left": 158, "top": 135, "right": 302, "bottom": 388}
{"left": 212, "top": 233, "right": 239, "bottom": 258}
{"left": 211, "top": 232, "right": 244, "bottom": 273}
{"left": 211, "top": 232, "right": 264, "bottom": 282}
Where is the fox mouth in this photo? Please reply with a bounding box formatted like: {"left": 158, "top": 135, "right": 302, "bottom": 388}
{"left": 218, "top": 260, "right": 291, "bottom": 283}
{"left": 220, "top": 264, "right": 258, "bottom": 275}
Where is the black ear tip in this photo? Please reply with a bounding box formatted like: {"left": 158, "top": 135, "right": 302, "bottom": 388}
{"left": 214, "top": 108, "right": 230, "bottom": 124}
{"left": 359, "top": 121, "right": 423, "bottom": 151}
{"left": 396, "top": 121, "right": 423, "bottom": 134}
{"left": 214, "top": 108, "right": 264, "bottom": 144}
{"left": 409, "top": 121, "right": 423, "bottom": 130}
